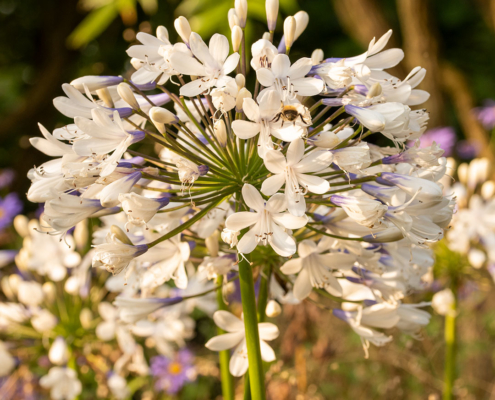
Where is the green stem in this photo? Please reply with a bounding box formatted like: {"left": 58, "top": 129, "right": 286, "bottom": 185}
{"left": 443, "top": 290, "right": 457, "bottom": 400}
{"left": 216, "top": 276, "right": 235, "bottom": 400}
{"left": 238, "top": 255, "right": 266, "bottom": 400}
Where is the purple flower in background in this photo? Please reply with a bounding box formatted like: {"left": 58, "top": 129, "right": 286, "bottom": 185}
{"left": 417, "top": 127, "right": 456, "bottom": 157}
{"left": 150, "top": 349, "right": 197, "bottom": 394}
{"left": 0, "top": 170, "right": 15, "bottom": 189}
{"left": 0, "top": 193, "right": 23, "bottom": 231}
{"left": 473, "top": 99, "right": 495, "bottom": 129}
{"left": 456, "top": 140, "right": 481, "bottom": 159}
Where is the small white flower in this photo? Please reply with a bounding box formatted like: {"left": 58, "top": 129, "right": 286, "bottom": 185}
{"left": 331, "top": 193, "right": 388, "bottom": 228}
{"left": 205, "top": 310, "right": 279, "bottom": 376}
{"left": 211, "top": 78, "right": 238, "bottom": 112}
{"left": 40, "top": 367, "right": 82, "bottom": 400}
{"left": 225, "top": 184, "right": 308, "bottom": 256}
{"left": 221, "top": 228, "right": 240, "bottom": 248}
{"left": 119, "top": 193, "right": 170, "bottom": 230}
{"left": 431, "top": 289, "right": 455, "bottom": 316}
{"left": 48, "top": 337, "right": 69, "bottom": 366}
{"left": 250, "top": 39, "right": 278, "bottom": 70}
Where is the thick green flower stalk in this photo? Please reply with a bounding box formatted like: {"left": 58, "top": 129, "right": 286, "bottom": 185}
{"left": 24, "top": 0, "right": 454, "bottom": 397}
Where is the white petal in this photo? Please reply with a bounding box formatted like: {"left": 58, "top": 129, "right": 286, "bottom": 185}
{"left": 232, "top": 120, "right": 260, "bottom": 139}
{"left": 271, "top": 213, "right": 308, "bottom": 229}
{"left": 271, "top": 54, "right": 291, "bottom": 77}
{"left": 288, "top": 57, "right": 312, "bottom": 80}
{"left": 190, "top": 32, "right": 216, "bottom": 67}
{"left": 237, "top": 227, "right": 258, "bottom": 254}
{"left": 286, "top": 138, "right": 305, "bottom": 166}
{"left": 259, "top": 90, "right": 282, "bottom": 120}
{"left": 213, "top": 310, "right": 245, "bottom": 332}
{"left": 365, "top": 49, "right": 404, "bottom": 69}
{"left": 229, "top": 340, "right": 249, "bottom": 376}
{"left": 405, "top": 89, "right": 430, "bottom": 106}
{"left": 264, "top": 150, "right": 286, "bottom": 173}
{"left": 292, "top": 77, "right": 324, "bottom": 96}
{"left": 179, "top": 79, "right": 208, "bottom": 97}
{"left": 294, "top": 150, "right": 333, "bottom": 173}
{"left": 209, "top": 34, "right": 230, "bottom": 65}
{"left": 257, "top": 68, "right": 275, "bottom": 87}
{"left": 222, "top": 53, "right": 241, "bottom": 75}
{"left": 325, "top": 276, "right": 343, "bottom": 296}
{"left": 287, "top": 194, "right": 306, "bottom": 217}
{"left": 266, "top": 193, "right": 288, "bottom": 213}
{"left": 298, "top": 239, "right": 317, "bottom": 257}
{"left": 296, "top": 173, "right": 330, "bottom": 194}
{"left": 243, "top": 98, "right": 260, "bottom": 122}
{"left": 293, "top": 268, "right": 313, "bottom": 300}
{"left": 258, "top": 323, "right": 279, "bottom": 340}
{"left": 261, "top": 174, "right": 285, "bottom": 196}
{"left": 169, "top": 52, "right": 206, "bottom": 76}
{"left": 269, "top": 223, "right": 296, "bottom": 257}
{"left": 225, "top": 212, "right": 258, "bottom": 231}
{"left": 205, "top": 331, "right": 244, "bottom": 351}
{"left": 260, "top": 340, "right": 277, "bottom": 362}
{"left": 280, "top": 258, "right": 303, "bottom": 275}
{"left": 242, "top": 184, "right": 264, "bottom": 211}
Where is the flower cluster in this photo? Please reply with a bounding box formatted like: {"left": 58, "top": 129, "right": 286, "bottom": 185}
{"left": 25, "top": 0, "right": 453, "bottom": 391}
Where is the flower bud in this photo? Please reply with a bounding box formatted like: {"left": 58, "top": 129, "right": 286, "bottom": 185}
{"left": 431, "top": 289, "right": 455, "bottom": 316}
{"left": 265, "top": 300, "right": 282, "bottom": 317}
{"left": 64, "top": 276, "right": 79, "bottom": 295}
{"left": 457, "top": 162, "right": 468, "bottom": 185}
{"left": 235, "top": 73, "right": 245, "bottom": 89}
{"left": 8, "top": 274, "right": 21, "bottom": 295}
{"left": 214, "top": 119, "right": 228, "bottom": 147}
{"left": 283, "top": 16, "right": 296, "bottom": 50}
{"left": 293, "top": 11, "right": 309, "bottom": 40}
{"left": 13, "top": 215, "right": 29, "bottom": 238}
{"left": 18, "top": 281, "right": 44, "bottom": 306}
{"left": 266, "top": 0, "right": 279, "bottom": 31}
{"left": 70, "top": 75, "right": 123, "bottom": 92}
{"left": 96, "top": 87, "right": 114, "bottom": 108}
{"left": 1, "top": 277, "right": 14, "bottom": 300}
{"left": 150, "top": 107, "right": 178, "bottom": 133}
{"left": 42, "top": 282, "right": 57, "bottom": 303}
{"left": 481, "top": 180, "right": 495, "bottom": 200}
{"left": 231, "top": 25, "right": 243, "bottom": 52}
{"left": 236, "top": 87, "right": 252, "bottom": 112}
{"left": 49, "top": 337, "right": 69, "bottom": 366}
{"left": 468, "top": 248, "right": 486, "bottom": 269}
{"left": 110, "top": 225, "right": 134, "bottom": 245}
{"left": 117, "top": 83, "right": 140, "bottom": 110}
{"left": 74, "top": 220, "right": 88, "bottom": 250}
{"left": 367, "top": 82, "right": 382, "bottom": 99}
{"left": 235, "top": 0, "right": 247, "bottom": 28}
{"left": 80, "top": 308, "right": 93, "bottom": 329}
{"left": 311, "top": 49, "right": 324, "bottom": 65}
{"left": 174, "top": 16, "right": 192, "bottom": 44}
{"left": 228, "top": 9, "right": 239, "bottom": 30}
{"left": 205, "top": 230, "right": 220, "bottom": 257}
{"left": 156, "top": 25, "right": 169, "bottom": 42}
{"left": 262, "top": 32, "right": 271, "bottom": 40}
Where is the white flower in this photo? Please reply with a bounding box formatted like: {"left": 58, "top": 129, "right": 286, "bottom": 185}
{"left": 261, "top": 139, "right": 333, "bottom": 216}
{"left": 92, "top": 232, "right": 148, "bottom": 275}
{"left": 126, "top": 26, "right": 189, "bottom": 85}
{"left": 48, "top": 337, "right": 69, "bottom": 365}
{"left": 221, "top": 228, "right": 239, "bottom": 248}
{"left": 331, "top": 142, "right": 371, "bottom": 173}
{"left": 250, "top": 39, "right": 278, "bottom": 70}
{"left": 331, "top": 194, "right": 388, "bottom": 228}
{"left": 170, "top": 33, "right": 240, "bottom": 96}
{"left": 119, "top": 193, "right": 170, "bottom": 230}
{"left": 256, "top": 54, "right": 324, "bottom": 99}
{"left": 108, "top": 373, "right": 130, "bottom": 400}
{"left": 317, "top": 59, "right": 353, "bottom": 89}
{"left": 225, "top": 184, "right": 307, "bottom": 256}
{"left": 198, "top": 254, "right": 236, "bottom": 280}
{"left": 232, "top": 90, "right": 305, "bottom": 158}
{"left": 431, "top": 289, "right": 455, "bottom": 316}
{"left": 211, "top": 78, "right": 238, "bottom": 112}
{"left": 31, "top": 309, "right": 58, "bottom": 333}
{"left": 205, "top": 310, "right": 279, "bottom": 376}
{"left": 99, "top": 171, "right": 143, "bottom": 207}
{"left": 280, "top": 239, "right": 355, "bottom": 299}
{"left": 17, "top": 281, "right": 44, "bottom": 306}
{"left": 73, "top": 109, "right": 145, "bottom": 177}
{"left": 39, "top": 367, "right": 82, "bottom": 400}
{"left": 114, "top": 295, "right": 182, "bottom": 323}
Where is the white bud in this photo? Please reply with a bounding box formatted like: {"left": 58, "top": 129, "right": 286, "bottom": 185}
{"left": 265, "top": 300, "right": 282, "bottom": 317}
{"left": 266, "top": 0, "right": 279, "bottom": 31}
{"left": 214, "top": 119, "right": 228, "bottom": 147}
{"left": 283, "top": 16, "right": 296, "bottom": 50}
{"left": 80, "top": 308, "right": 93, "bottom": 329}
{"left": 235, "top": 0, "right": 247, "bottom": 28}
{"left": 228, "top": 9, "right": 239, "bottom": 30}
{"left": 117, "top": 83, "right": 140, "bottom": 110}
{"left": 174, "top": 16, "right": 192, "bottom": 44}
{"left": 262, "top": 32, "right": 271, "bottom": 40}
{"left": 481, "top": 180, "right": 495, "bottom": 200}
{"left": 18, "top": 281, "right": 44, "bottom": 306}
{"left": 42, "top": 282, "right": 57, "bottom": 303}
{"left": 156, "top": 25, "right": 169, "bottom": 42}
{"left": 367, "top": 82, "right": 383, "bottom": 99}
{"left": 231, "top": 25, "right": 243, "bottom": 52}
{"left": 235, "top": 73, "right": 245, "bottom": 89}
{"left": 432, "top": 289, "right": 455, "bottom": 316}
{"left": 48, "top": 337, "right": 69, "bottom": 366}
{"left": 311, "top": 49, "right": 324, "bottom": 65}
{"left": 469, "top": 157, "right": 490, "bottom": 188}
{"left": 457, "top": 162, "right": 468, "bottom": 185}
{"left": 110, "top": 225, "right": 134, "bottom": 245}
{"left": 96, "top": 87, "right": 114, "bottom": 108}
{"left": 150, "top": 107, "right": 178, "bottom": 133}
{"left": 468, "top": 248, "right": 486, "bottom": 269}
{"left": 205, "top": 230, "right": 220, "bottom": 257}
{"left": 8, "top": 274, "right": 21, "bottom": 295}
{"left": 293, "top": 11, "right": 309, "bottom": 40}
{"left": 236, "top": 87, "right": 252, "bottom": 112}
{"left": 1, "top": 277, "right": 14, "bottom": 300}
{"left": 13, "top": 215, "right": 29, "bottom": 238}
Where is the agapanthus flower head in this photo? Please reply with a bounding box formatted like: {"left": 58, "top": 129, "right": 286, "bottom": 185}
{"left": 150, "top": 349, "right": 197, "bottom": 394}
